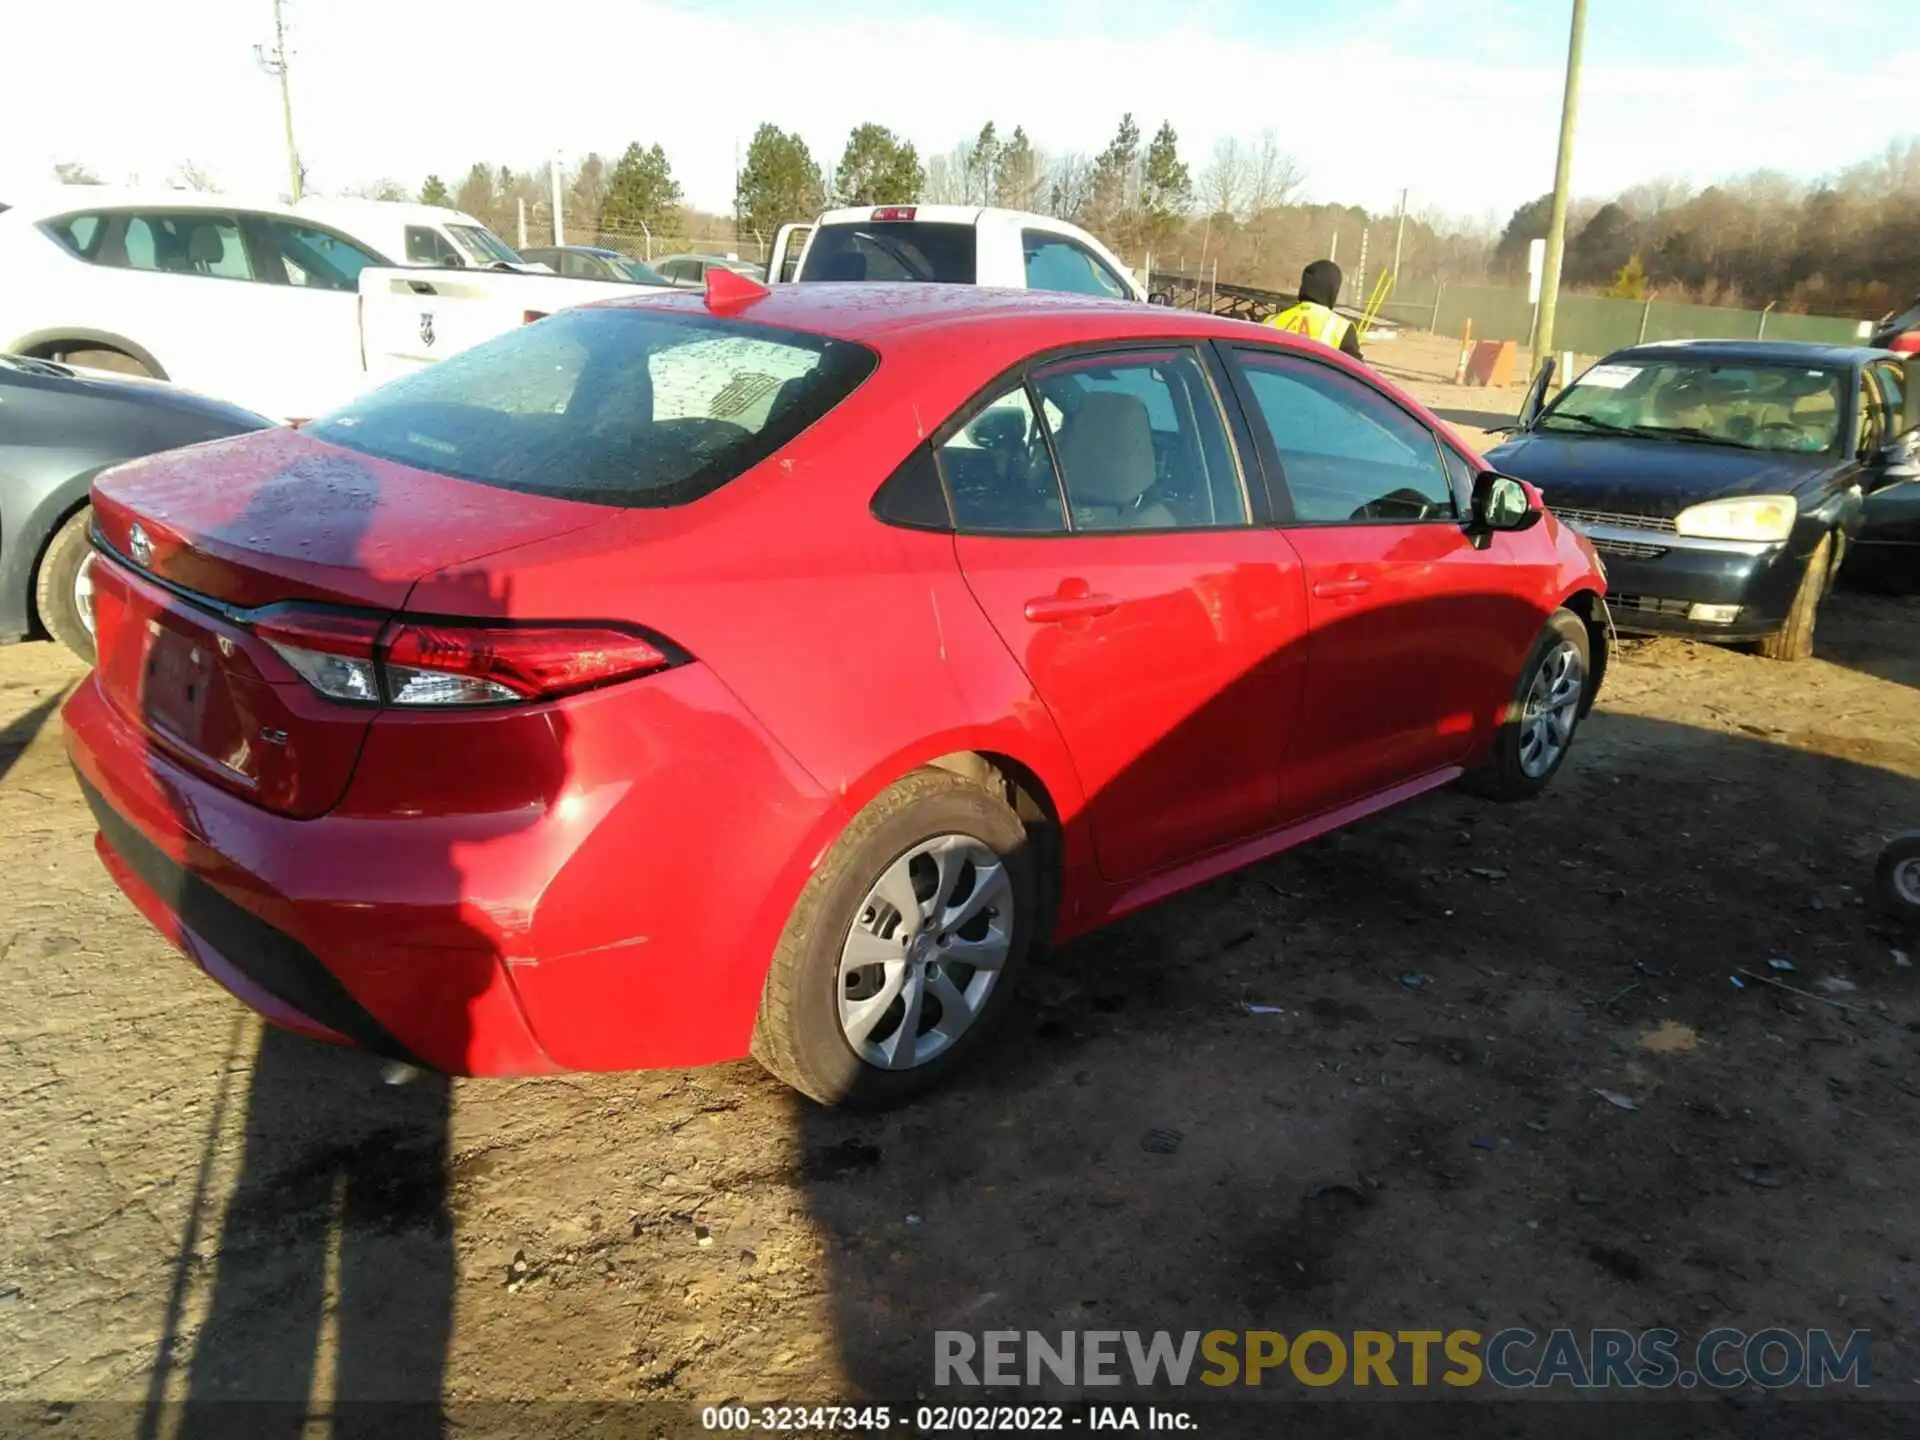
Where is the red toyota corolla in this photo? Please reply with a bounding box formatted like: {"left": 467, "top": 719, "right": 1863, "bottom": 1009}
{"left": 64, "top": 279, "right": 1607, "bottom": 1107}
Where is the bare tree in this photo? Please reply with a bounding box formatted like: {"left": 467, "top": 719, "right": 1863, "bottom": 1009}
{"left": 1044, "top": 153, "right": 1095, "bottom": 224}
{"left": 167, "top": 161, "right": 220, "bottom": 192}
{"left": 1198, "top": 137, "right": 1248, "bottom": 220}
{"left": 1244, "top": 130, "right": 1306, "bottom": 215}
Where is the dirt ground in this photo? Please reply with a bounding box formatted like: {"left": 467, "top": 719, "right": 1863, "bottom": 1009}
{"left": 4, "top": 337, "right": 1919, "bottom": 1433}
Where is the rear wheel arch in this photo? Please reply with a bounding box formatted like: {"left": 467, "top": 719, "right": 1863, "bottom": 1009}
{"left": 15, "top": 329, "right": 167, "bottom": 380}
{"left": 924, "top": 750, "right": 1065, "bottom": 948}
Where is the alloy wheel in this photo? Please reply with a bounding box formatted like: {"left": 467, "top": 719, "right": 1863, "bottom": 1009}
{"left": 1517, "top": 639, "right": 1585, "bottom": 779}
{"left": 836, "top": 833, "right": 1014, "bottom": 1070}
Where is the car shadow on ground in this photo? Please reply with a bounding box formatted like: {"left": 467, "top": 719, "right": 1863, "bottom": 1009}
{"left": 796, "top": 689, "right": 1920, "bottom": 1434}
{"left": 114, "top": 450, "right": 566, "bottom": 1439}
{"left": 1821, "top": 588, "right": 1920, "bottom": 691}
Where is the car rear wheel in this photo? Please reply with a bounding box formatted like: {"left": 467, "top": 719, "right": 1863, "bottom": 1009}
{"left": 752, "top": 769, "right": 1038, "bottom": 1108}
{"left": 1460, "top": 608, "right": 1591, "bottom": 802}
{"left": 1757, "top": 532, "right": 1830, "bottom": 663}
{"left": 34, "top": 507, "right": 98, "bottom": 664}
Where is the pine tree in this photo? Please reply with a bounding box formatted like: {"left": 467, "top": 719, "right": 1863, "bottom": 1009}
{"left": 735, "top": 124, "right": 825, "bottom": 238}
{"left": 419, "top": 174, "right": 451, "bottom": 207}
{"left": 600, "top": 142, "right": 683, "bottom": 236}
{"left": 833, "top": 124, "right": 922, "bottom": 207}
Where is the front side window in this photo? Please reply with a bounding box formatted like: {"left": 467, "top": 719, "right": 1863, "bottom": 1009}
{"left": 1233, "top": 349, "right": 1454, "bottom": 523}
{"left": 305, "top": 308, "right": 877, "bottom": 507}
{"left": 405, "top": 226, "right": 464, "bottom": 266}
{"left": 1022, "top": 232, "right": 1132, "bottom": 300}
{"left": 1870, "top": 361, "right": 1908, "bottom": 441}
{"left": 446, "top": 223, "right": 521, "bottom": 265}
{"left": 262, "top": 219, "right": 385, "bottom": 290}
{"left": 1542, "top": 358, "right": 1843, "bottom": 454}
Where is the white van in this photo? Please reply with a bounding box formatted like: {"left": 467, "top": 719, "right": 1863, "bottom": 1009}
{"left": 0, "top": 187, "right": 529, "bottom": 419}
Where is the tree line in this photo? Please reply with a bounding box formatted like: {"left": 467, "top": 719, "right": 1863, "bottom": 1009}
{"left": 1492, "top": 139, "right": 1920, "bottom": 317}
{"left": 50, "top": 130, "right": 1920, "bottom": 317}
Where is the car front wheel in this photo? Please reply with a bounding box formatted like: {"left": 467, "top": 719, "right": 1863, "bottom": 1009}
{"left": 34, "top": 507, "right": 98, "bottom": 664}
{"left": 1461, "top": 607, "right": 1592, "bottom": 801}
{"left": 1757, "top": 532, "right": 1831, "bottom": 662}
{"left": 752, "top": 768, "right": 1038, "bottom": 1108}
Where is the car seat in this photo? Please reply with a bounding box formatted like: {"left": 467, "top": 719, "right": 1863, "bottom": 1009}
{"left": 1055, "top": 392, "right": 1174, "bottom": 530}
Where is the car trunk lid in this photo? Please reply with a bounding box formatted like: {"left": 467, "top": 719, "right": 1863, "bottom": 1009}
{"left": 87, "top": 427, "right": 608, "bottom": 818}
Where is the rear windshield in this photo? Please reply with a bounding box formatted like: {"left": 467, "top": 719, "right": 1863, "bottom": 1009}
{"left": 304, "top": 307, "right": 878, "bottom": 507}
{"left": 798, "top": 221, "right": 977, "bottom": 284}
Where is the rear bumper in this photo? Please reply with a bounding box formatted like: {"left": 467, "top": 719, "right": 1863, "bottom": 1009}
{"left": 1579, "top": 523, "right": 1812, "bottom": 641}
{"left": 63, "top": 660, "right": 846, "bottom": 1076}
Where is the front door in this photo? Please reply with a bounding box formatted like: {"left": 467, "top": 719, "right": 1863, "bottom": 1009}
{"left": 1225, "top": 345, "right": 1550, "bottom": 819}
{"left": 944, "top": 345, "right": 1308, "bottom": 882}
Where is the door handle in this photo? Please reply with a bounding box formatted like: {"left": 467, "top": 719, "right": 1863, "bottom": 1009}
{"left": 1311, "top": 575, "right": 1372, "bottom": 598}
{"left": 1024, "top": 592, "right": 1120, "bottom": 624}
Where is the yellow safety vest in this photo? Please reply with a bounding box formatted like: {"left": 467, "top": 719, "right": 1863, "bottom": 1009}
{"left": 1268, "top": 300, "right": 1353, "bottom": 349}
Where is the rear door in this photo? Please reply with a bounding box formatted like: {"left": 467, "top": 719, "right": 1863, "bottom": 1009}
{"left": 1224, "top": 344, "right": 1551, "bottom": 818}
{"left": 946, "top": 344, "right": 1307, "bottom": 882}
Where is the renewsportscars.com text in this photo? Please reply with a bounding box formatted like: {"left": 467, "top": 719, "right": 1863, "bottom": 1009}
{"left": 934, "top": 1328, "right": 1872, "bottom": 1391}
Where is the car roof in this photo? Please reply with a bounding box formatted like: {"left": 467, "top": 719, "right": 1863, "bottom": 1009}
{"left": 1611, "top": 338, "right": 1881, "bottom": 368}
{"left": 3, "top": 184, "right": 491, "bottom": 234}
{"left": 588, "top": 281, "right": 1277, "bottom": 350}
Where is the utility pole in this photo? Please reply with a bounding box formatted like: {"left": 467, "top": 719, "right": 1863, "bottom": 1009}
{"left": 1392, "top": 187, "right": 1408, "bottom": 281}
{"left": 550, "top": 148, "right": 565, "bottom": 245}
{"left": 1532, "top": 0, "right": 1588, "bottom": 377}
{"left": 255, "top": 0, "right": 301, "bottom": 202}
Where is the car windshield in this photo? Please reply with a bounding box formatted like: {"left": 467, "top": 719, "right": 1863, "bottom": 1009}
{"left": 445, "top": 223, "right": 523, "bottom": 265}
{"left": 1539, "top": 358, "right": 1843, "bottom": 453}
{"left": 304, "top": 307, "right": 878, "bottom": 508}
{"left": 797, "top": 222, "right": 977, "bottom": 283}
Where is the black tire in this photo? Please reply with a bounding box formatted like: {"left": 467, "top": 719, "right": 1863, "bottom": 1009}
{"left": 1757, "top": 532, "right": 1830, "bottom": 662}
{"left": 34, "top": 507, "right": 97, "bottom": 664}
{"left": 752, "top": 768, "right": 1038, "bottom": 1109}
{"left": 1875, "top": 835, "right": 1920, "bottom": 922}
{"left": 1460, "top": 608, "right": 1592, "bottom": 802}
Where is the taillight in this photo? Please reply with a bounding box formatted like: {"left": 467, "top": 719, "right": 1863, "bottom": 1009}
{"left": 523, "top": 310, "right": 549, "bottom": 324}
{"left": 870, "top": 206, "right": 917, "bottom": 222}
{"left": 382, "top": 623, "right": 671, "bottom": 704}
{"left": 255, "top": 607, "right": 675, "bottom": 707}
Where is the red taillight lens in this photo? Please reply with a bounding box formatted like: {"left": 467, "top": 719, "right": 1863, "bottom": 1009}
{"left": 382, "top": 623, "right": 671, "bottom": 705}
{"left": 523, "top": 310, "right": 549, "bottom": 325}
{"left": 253, "top": 607, "right": 675, "bottom": 707}
{"left": 870, "top": 206, "right": 917, "bottom": 222}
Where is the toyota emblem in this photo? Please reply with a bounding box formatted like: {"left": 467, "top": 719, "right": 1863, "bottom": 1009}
{"left": 129, "top": 523, "right": 153, "bottom": 569}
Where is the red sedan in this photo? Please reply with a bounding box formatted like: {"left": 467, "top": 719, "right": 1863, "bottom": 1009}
{"left": 64, "top": 278, "right": 1608, "bottom": 1107}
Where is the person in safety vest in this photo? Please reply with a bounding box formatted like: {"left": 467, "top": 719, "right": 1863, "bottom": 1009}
{"left": 1266, "top": 259, "right": 1363, "bottom": 361}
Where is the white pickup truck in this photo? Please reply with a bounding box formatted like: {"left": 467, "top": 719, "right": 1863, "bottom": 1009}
{"left": 338, "top": 206, "right": 1156, "bottom": 413}
{"left": 770, "top": 204, "right": 1152, "bottom": 302}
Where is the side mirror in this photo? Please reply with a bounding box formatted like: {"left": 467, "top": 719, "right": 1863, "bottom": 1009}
{"left": 1467, "top": 471, "right": 1543, "bottom": 543}
{"left": 1876, "top": 434, "right": 1920, "bottom": 486}
{"left": 1147, "top": 291, "right": 1171, "bottom": 306}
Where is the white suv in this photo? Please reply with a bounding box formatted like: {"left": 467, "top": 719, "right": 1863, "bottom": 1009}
{"left": 0, "top": 187, "right": 526, "bottom": 419}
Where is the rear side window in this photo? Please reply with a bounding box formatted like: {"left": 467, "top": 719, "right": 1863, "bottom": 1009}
{"left": 47, "top": 209, "right": 252, "bottom": 278}
{"left": 305, "top": 308, "right": 878, "bottom": 507}
{"left": 798, "top": 222, "right": 977, "bottom": 284}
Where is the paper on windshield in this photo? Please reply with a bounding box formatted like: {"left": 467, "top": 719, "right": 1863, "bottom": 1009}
{"left": 1577, "top": 363, "right": 1641, "bottom": 389}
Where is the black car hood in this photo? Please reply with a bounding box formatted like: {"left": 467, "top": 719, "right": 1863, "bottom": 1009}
{"left": 1484, "top": 431, "right": 1837, "bottom": 519}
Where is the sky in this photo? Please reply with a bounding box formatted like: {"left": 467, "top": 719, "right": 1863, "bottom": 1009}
{"left": 6, "top": 0, "right": 1918, "bottom": 227}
